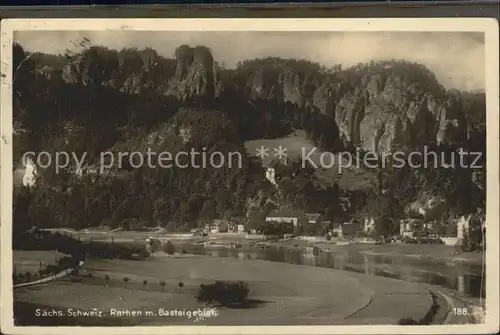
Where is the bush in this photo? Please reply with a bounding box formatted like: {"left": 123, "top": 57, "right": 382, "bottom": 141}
{"left": 196, "top": 280, "right": 249, "bottom": 306}
{"left": 57, "top": 256, "right": 78, "bottom": 269}
{"left": 402, "top": 236, "right": 417, "bottom": 244}
{"left": 461, "top": 230, "right": 479, "bottom": 252}
{"left": 123, "top": 276, "right": 130, "bottom": 288}
{"left": 45, "top": 264, "right": 59, "bottom": 274}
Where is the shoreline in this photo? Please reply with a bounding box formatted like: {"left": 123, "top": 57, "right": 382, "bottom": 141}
{"left": 42, "top": 228, "right": 485, "bottom": 265}
{"left": 174, "top": 237, "right": 485, "bottom": 266}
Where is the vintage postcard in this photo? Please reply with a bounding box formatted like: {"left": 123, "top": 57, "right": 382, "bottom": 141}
{"left": 1, "top": 18, "right": 499, "bottom": 335}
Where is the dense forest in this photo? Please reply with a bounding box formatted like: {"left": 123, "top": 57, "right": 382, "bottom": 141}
{"left": 12, "top": 42, "right": 486, "bottom": 237}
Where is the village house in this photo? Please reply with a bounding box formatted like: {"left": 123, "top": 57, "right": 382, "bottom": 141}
{"left": 456, "top": 214, "right": 471, "bottom": 244}
{"left": 205, "top": 219, "right": 230, "bottom": 233}
{"left": 363, "top": 216, "right": 375, "bottom": 235}
{"left": 324, "top": 220, "right": 343, "bottom": 238}
{"left": 398, "top": 214, "right": 487, "bottom": 246}
{"left": 305, "top": 213, "right": 322, "bottom": 224}
{"left": 265, "top": 210, "right": 307, "bottom": 228}
{"left": 342, "top": 218, "right": 363, "bottom": 237}
{"left": 400, "top": 218, "right": 430, "bottom": 237}
{"left": 400, "top": 218, "right": 416, "bottom": 237}
{"left": 450, "top": 213, "right": 484, "bottom": 246}
{"left": 446, "top": 213, "right": 485, "bottom": 246}
{"left": 228, "top": 217, "right": 246, "bottom": 233}
{"left": 399, "top": 218, "right": 436, "bottom": 238}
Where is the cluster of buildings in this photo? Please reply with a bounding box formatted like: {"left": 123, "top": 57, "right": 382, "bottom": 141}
{"left": 400, "top": 214, "right": 486, "bottom": 246}
{"left": 201, "top": 210, "right": 370, "bottom": 239}
{"left": 194, "top": 217, "right": 247, "bottom": 235}
{"left": 199, "top": 207, "right": 484, "bottom": 247}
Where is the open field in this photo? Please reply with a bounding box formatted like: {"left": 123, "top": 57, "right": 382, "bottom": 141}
{"left": 14, "top": 256, "right": 434, "bottom": 326}
{"left": 244, "top": 130, "right": 377, "bottom": 191}
{"left": 13, "top": 250, "right": 68, "bottom": 275}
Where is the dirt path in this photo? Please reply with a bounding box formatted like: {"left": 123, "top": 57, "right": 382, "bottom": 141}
{"left": 14, "top": 261, "right": 84, "bottom": 289}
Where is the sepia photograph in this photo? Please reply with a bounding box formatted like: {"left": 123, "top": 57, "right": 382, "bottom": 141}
{"left": 1, "top": 18, "right": 498, "bottom": 335}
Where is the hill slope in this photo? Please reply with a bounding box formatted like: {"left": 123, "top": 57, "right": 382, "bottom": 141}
{"left": 12, "top": 42, "right": 486, "bottom": 236}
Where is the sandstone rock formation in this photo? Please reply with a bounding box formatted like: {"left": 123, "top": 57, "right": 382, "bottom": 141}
{"left": 241, "top": 60, "right": 471, "bottom": 155}
{"left": 57, "top": 44, "right": 480, "bottom": 157}
{"left": 62, "top": 54, "right": 89, "bottom": 85}
{"left": 166, "top": 45, "right": 222, "bottom": 102}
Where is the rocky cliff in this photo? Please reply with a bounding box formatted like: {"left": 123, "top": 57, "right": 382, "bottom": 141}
{"left": 165, "top": 45, "right": 223, "bottom": 102}
{"left": 49, "top": 45, "right": 483, "bottom": 156}
{"left": 239, "top": 59, "right": 473, "bottom": 155}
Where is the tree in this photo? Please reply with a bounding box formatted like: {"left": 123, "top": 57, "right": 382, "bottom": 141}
{"left": 159, "top": 280, "right": 166, "bottom": 291}
{"left": 200, "top": 199, "right": 217, "bottom": 224}
{"left": 324, "top": 205, "right": 337, "bottom": 224}
{"left": 123, "top": 276, "right": 129, "bottom": 288}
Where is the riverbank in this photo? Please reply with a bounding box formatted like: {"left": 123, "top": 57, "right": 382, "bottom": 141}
{"left": 43, "top": 228, "right": 484, "bottom": 265}
{"left": 311, "top": 243, "right": 484, "bottom": 265}
{"left": 177, "top": 236, "right": 484, "bottom": 265}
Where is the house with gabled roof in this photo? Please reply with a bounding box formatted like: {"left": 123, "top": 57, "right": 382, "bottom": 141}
{"left": 265, "top": 210, "right": 308, "bottom": 228}
{"left": 305, "top": 213, "right": 322, "bottom": 224}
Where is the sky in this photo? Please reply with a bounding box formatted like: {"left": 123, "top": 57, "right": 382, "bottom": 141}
{"left": 14, "top": 31, "right": 485, "bottom": 91}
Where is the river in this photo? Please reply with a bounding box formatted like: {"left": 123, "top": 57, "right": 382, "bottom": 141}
{"left": 178, "top": 244, "right": 485, "bottom": 299}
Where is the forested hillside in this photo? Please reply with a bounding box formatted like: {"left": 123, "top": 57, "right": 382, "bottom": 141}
{"left": 12, "top": 42, "right": 486, "bottom": 236}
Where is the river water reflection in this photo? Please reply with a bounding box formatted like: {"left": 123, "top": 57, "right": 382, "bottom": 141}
{"left": 182, "top": 245, "right": 485, "bottom": 298}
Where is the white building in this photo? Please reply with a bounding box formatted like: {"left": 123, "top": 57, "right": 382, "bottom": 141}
{"left": 305, "top": 213, "right": 321, "bottom": 224}
{"left": 22, "top": 158, "right": 37, "bottom": 187}
{"left": 325, "top": 221, "right": 343, "bottom": 238}
{"left": 265, "top": 210, "right": 306, "bottom": 228}
{"left": 400, "top": 219, "right": 417, "bottom": 237}
{"left": 457, "top": 214, "right": 471, "bottom": 242}
{"left": 363, "top": 217, "right": 375, "bottom": 235}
